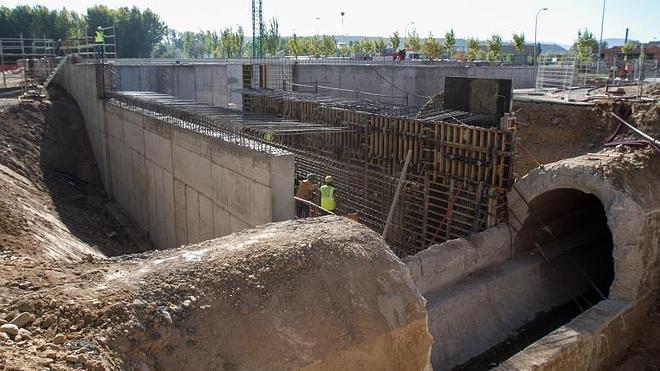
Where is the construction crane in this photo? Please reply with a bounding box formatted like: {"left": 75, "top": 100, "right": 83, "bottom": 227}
{"left": 252, "top": 0, "right": 265, "bottom": 58}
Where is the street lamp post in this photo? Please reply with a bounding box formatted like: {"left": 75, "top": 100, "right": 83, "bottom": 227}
{"left": 315, "top": 17, "right": 320, "bottom": 37}
{"left": 597, "top": 0, "right": 606, "bottom": 73}
{"left": 404, "top": 21, "right": 415, "bottom": 50}
{"left": 533, "top": 7, "right": 548, "bottom": 66}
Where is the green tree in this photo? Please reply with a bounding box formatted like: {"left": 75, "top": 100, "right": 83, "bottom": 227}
{"left": 422, "top": 32, "right": 443, "bottom": 60}
{"left": 86, "top": 5, "right": 166, "bottom": 58}
{"left": 321, "top": 35, "right": 336, "bottom": 56}
{"left": 286, "top": 33, "right": 301, "bottom": 56}
{"left": 182, "top": 31, "right": 204, "bottom": 58}
{"left": 444, "top": 28, "right": 456, "bottom": 57}
{"left": 512, "top": 32, "right": 525, "bottom": 52}
{"left": 573, "top": 28, "right": 598, "bottom": 62}
{"left": 308, "top": 36, "right": 323, "bottom": 58}
{"left": 487, "top": 34, "right": 502, "bottom": 61}
{"left": 620, "top": 41, "right": 636, "bottom": 55}
{"left": 389, "top": 31, "right": 400, "bottom": 49}
{"left": 219, "top": 27, "right": 243, "bottom": 58}
{"left": 466, "top": 37, "right": 480, "bottom": 60}
{"left": 350, "top": 40, "right": 364, "bottom": 55}
{"left": 374, "top": 37, "right": 386, "bottom": 55}
{"left": 362, "top": 38, "right": 376, "bottom": 55}
{"left": 405, "top": 29, "right": 421, "bottom": 51}
{"left": 265, "top": 17, "right": 281, "bottom": 56}
{"left": 85, "top": 5, "right": 114, "bottom": 36}
{"left": 477, "top": 49, "right": 487, "bottom": 60}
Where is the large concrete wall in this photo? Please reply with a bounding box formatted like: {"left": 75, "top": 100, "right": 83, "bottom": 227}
{"left": 57, "top": 61, "right": 294, "bottom": 249}
{"left": 112, "top": 62, "right": 243, "bottom": 108}
{"left": 294, "top": 64, "right": 537, "bottom": 106}
{"left": 104, "top": 104, "right": 294, "bottom": 248}
{"left": 109, "top": 60, "right": 535, "bottom": 108}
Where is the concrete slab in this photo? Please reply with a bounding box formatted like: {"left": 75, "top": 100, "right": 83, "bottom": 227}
{"left": 173, "top": 179, "right": 188, "bottom": 246}
{"left": 172, "top": 129, "right": 211, "bottom": 160}
{"left": 144, "top": 130, "right": 173, "bottom": 173}
{"left": 123, "top": 119, "right": 145, "bottom": 154}
{"left": 230, "top": 214, "right": 250, "bottom": 233}
{"left": 228, "top": 174, "right": 253, "bottom": 224}
{"left": 172, "top": 143, "right": 212, "bottom": 199}
{"left": 198, "top": 194, "right": 214, "bottom": 241}
{"left": 212, "top": 204, "right": 231, "bottom": 237}
{"left": 211, "top": 163, "right": 230, "bottom": 209}
{"left": 270, "top": 154, "right": 295, "bottom": 222}
{"left": 185, "top": 185, "right": 201, "bottom": 243}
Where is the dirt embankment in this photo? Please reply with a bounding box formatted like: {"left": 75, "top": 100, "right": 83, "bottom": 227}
{"left": 0, "top": 90, "right": 144, "bottom": 370}
{"left": 514, "top": 93, "right": 659, "bottom": 177}
{"left": 0, "top": 90, "right": 140, "bottom": 259}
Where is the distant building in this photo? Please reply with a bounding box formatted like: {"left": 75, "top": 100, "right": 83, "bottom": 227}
{"left": 500, "top": 44, "right": 536, "bottom": 65}
{"left": 601, "top": 43, "right": 659, "bottom": 63}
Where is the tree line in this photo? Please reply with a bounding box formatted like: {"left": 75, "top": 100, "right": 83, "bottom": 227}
{"left": 0, "top": 5, "right": 165, "bottom": 58}
{"left": 0, "top": 5, "right": 605, "bottom": 62}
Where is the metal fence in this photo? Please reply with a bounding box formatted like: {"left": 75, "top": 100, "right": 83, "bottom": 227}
{"left": 535, "top": 55, "right": 576, "bottom": 97}
{"left": 0, "top": 37, "right": 56, "bottom": 65}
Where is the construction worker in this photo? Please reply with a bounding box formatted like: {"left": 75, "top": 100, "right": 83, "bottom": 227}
{"left": 319, "top": 175, "right": 336, "bottom": 213}
{"left": 95, "top": 26, "right": 105, "bottom": 57}
{"left": 295, "top": 174, "right": 318, "bottom": 218}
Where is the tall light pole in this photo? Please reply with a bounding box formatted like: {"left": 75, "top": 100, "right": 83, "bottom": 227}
{"left": 404, "top": 21, "right": 415, "bottom": 49}
{"left": 315, "top": 17, "right": 320, "bottom": 37}
{"left": 533, "top": 7, "right": 548, "bottom": 66}
{"left": 597, "top": 0, "right": 606, "bottom": 73}
{"left": 340, "top": 12, "right": 345, "bottom": 39}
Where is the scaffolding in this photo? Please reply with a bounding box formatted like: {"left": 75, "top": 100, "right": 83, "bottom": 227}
{"left": 59, "top": 27, "right": 118, "bottom": 59}
{"left": 0, "top": 36, "right": 57, "bottom": 65}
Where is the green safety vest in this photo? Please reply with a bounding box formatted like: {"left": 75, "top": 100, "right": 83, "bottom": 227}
{"left": 95, "top": 30, "right": 104, "bottom": 43}
{"left": 320, "top": 185, "right": 335, "bottom": 211}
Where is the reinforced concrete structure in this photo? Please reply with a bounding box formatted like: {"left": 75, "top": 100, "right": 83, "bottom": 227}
{"left": 55, "top": 61, "right": 294, "bottom": 249}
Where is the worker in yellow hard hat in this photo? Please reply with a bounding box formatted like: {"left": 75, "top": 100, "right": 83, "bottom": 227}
{"left": 94, "top": 26, "right": 105, "bottom": 57}
{"left": 319, "top": 175, "right": 336, "bottom": 213}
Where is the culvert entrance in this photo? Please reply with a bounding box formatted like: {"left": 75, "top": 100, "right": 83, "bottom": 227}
{"left": 514, "top": 188, "right": 614, "bottom": 297}
{"left": 455, "top": 189, "right": 615, "bottom": 370}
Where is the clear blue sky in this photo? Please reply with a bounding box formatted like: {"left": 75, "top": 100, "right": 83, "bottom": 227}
{"left": 5, "top": 0, "right": 659, "bottom": 44}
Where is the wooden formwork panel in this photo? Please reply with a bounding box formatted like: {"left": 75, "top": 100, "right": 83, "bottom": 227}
{"left": 244, "top": 92, "right": 516, "bottom": 255}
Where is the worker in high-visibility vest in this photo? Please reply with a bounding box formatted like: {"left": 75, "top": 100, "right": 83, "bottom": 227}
{"left": 94, "top": 26, "right": 105, "bottom": 57}
{"left": 295, "top": 173, "right": 318, "bottom": 218}
{"left": 319, "top": 176, "right": 336, "bottom": 213}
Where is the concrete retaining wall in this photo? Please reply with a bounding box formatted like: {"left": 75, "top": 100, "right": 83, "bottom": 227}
{"left": 108, "top": 61, "right": 535, "bottom": 108}
{"left": 295, "top": 64, "right": 537, "bottom": 106}
{"left": 56, "top": 61, "right": 294, "bottom": 249}
{"left": 112, "top": 62, "right": 243, "bottom": 108}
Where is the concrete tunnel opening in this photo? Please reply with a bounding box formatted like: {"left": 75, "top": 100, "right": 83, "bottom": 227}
{"left": 458, "top": 188, "right": 616, "bottom": 369}
{"left": 514, "top": 188, "right": 615, "bottom": 297}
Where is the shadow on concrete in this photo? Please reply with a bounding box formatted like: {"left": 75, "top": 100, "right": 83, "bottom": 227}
{"left": 38, "top": 87, "right": 151, "bottom": 257}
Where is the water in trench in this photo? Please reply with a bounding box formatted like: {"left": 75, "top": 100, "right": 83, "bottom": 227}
{"left": 455, "top": 189, "right": 615, "bottom": 370}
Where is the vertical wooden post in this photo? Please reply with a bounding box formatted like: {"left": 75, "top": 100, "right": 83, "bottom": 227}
{"left": 421, "top": 176, "right": 430, "bottom": 250}
{"left": 382, "top": 149, "right": 413, "bottom": 239}
{"left": 446, "top": 178, "right": 455, "bottom": 241}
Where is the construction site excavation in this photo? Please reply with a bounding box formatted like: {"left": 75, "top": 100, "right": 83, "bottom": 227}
{"left": 1, "top": 3, "right": 660, "bottom": 371}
